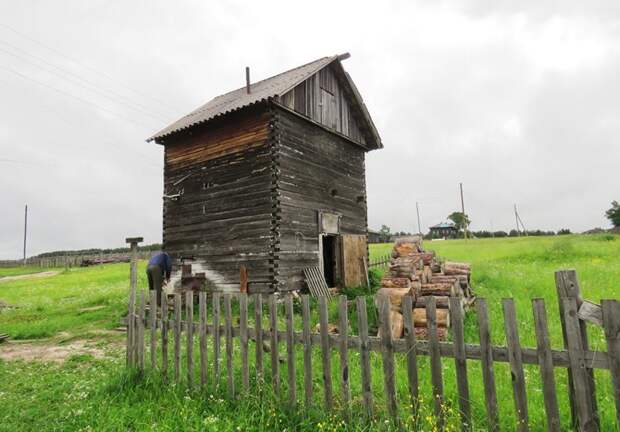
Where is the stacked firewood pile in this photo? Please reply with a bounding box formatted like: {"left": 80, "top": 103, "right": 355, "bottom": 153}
{"left": 377, "top": 237, "right": 474, "bottom": 340}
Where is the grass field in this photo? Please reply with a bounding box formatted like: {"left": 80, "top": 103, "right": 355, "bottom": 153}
{"left": 0, "top": 234, "right": 619, "bottom": 431}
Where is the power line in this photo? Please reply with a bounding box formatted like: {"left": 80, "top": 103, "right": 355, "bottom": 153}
{"left": 0, "top": 22, "right": 181, "bottom": 113}
{"left": 0, "top": 41, "right": 170, "bottom": 122}
{"left": 0, "top": 63, "right": 157, "bottom": 130}
{"left": 0, "top": 78, "right": 161, "bottom": 170}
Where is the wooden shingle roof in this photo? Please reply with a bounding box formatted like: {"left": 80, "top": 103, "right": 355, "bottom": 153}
{"left": 148, "top": 54, "right": 382, "bottom": 149}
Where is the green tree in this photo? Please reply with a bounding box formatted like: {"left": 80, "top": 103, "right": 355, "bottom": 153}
{"left": 448, "top": 211, "right": 471, "bottom": 233}
{"left": 379, "top": 224, "right": 392, "bottom": 242}
{"left": 605, "top": 201, "right": 620, "bottom": 227}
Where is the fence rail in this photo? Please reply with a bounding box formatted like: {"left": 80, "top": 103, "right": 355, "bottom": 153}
{"left": 126, "top": 268, "right": 620, "bottom": 431}
{"left": 0, "top": 251, "right": 154, "bottom": 268}
{"left": 368, "top": 253, "right": 391, "bottom": 270}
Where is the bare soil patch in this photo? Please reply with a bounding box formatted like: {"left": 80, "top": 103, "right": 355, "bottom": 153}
{"left": 0, "top": 339, "right": 106, "bottom": 363}
{"left": 0, "top": 271, "right": 60, "bottom": 283}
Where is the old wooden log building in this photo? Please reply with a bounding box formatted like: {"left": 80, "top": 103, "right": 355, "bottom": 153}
{"left": 148, "top": 53, "right": 382, "bottom": 293}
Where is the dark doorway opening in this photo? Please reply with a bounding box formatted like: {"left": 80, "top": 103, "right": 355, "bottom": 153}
{"left": 322, "top": 235, "right": 337, "bottom": 287}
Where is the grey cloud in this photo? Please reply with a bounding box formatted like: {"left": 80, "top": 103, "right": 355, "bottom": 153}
{"left": 1, "top": 1, "right": 619, "bottom": 258}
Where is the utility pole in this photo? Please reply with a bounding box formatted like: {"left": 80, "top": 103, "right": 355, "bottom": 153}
{"left": 514, "top": 204, "right": 520, "bottom": 236}
{"left": 459, "top": 182, "right": 468, "bottom": 239}
{"left": 416, "top": 201, "right": 422, "bottom": 235}
{"left": 23, "top": 204, "right": 28, "bottom": 265}
{"left": 515, "top": 204, "right": 527, "bottom": 235}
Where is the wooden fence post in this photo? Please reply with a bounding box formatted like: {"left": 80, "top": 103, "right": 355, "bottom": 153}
{"left": 427, "top": 296, "right": 444, "bottom": 430}
{"left": 532, "top": 299, "right": 561, "bottom": 432}
{"left": 186, "top": 291, "right": 194, "bottom": 390}
{"left": 149, "top": 290, "right": 157, "bottom": 369}
{"left": 562, "top": 298, "right": 597, "bottom": 431}
{"left": 138, "top": 290, "right": 146, "bottom": 371}
{"left": 556, "top": 270, "right": 599, "bottom": 429}
{"left": 285, "top": 294, "right": 296, "bottom": 408}
{"left": 254, "top": 294, "right": 264, "bottom": 383}
{"left": 161, "top": 293, "right": 169, "bottom": 381}
{"left": 174, "top": 293, "right": 182, "bottom": 382}
{"left": 269, "top": 294, "right": 280, "bottom": 397}
{"left": 450, "top": 296, "right": 471, "bottom": 430}
{"left": 502, "top": 298, "right": 528, "bottom": 431}
{"left": 125, "top": 237, "right": 143, "bottom": 367}
{"left": 338, "top": 295, "right": 350, "bottom": 420}
{"left": 301, "top": 295, "right": 313, "bottom": 409}
{"left": 402, "top": 296, "right": 419, "bottom": 418}
{"left": 602, "top": 300, "right": 620, "bottom": 428}
{"left": 239, "top": 293, "right": 249, "bottom": 392}
{"left": 213, "top": 292, "right": 221, "bottom": 389}
{"left": 224, "top": 294, "right": 234, "bottom": 398}
{"left": 318, "top": 295, "right": 333, "bottom": 410}
{"left": 476, "top": 298, "right": 499, "bottom": 431}
{"left": 198, "top": 291, "right": 208, "bottom": 388}
{"left": 356, "top": 296, "right": 373, "bottom": 419}
{"left": 378, "top": 295, "right": 399, "bottom": 425}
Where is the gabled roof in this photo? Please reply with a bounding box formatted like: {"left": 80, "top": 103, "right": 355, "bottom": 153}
{"left": 430, "top": 222, "right": 457, "bottom": 229}
{"left": 148, "top": 54, "right": 382, "bottom": 148}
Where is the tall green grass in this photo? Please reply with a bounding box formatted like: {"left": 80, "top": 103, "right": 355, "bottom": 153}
{"left": 1, "top": 235, "right": 619, "bottom": 430}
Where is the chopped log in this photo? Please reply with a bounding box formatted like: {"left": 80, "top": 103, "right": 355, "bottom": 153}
{"left": 415, "top": 296, "right": 450, "bottom": 309}
{"left": 380, "top": 277, "right": 411, "bottom": 289}
{"left": 414, "top": 327, "right": 447, "bottom": 340}
{"left": 314, "top": 323, "right": 339, "bottom": 334}
{"left": 394, "top": 237, "right": 423, "bottom": 250}
{"left": 411, "top": 281, "right": 422, "bottom": 297}
{"left": 0, "top": 333, "right": 9, "bottom": 343}
{"left": 443, "top": 262, "right": 471, "bottom": 277}
{"left": 422, "top": 266, "right": 433, "bottom": 283}
{"left": 419, "top": 283, "right": 455, "bottom": 297}
{"left": 429, "top": 275, "right": 462, "bottom": 284}
{"left": 443, "top": 269, "right": 471, "bottom": 276}
{"left": 377, "top": 288, "right": 415, "bottom": 310}
{"left": 392, "top": 243, "right": 419, "bottom": 258}
{"left": 378, "top": 310, "right": 404, "bottom": 339}
{"left": 445, "top": 261, "right": 471, "bottom": 269}
{"left": 389, "top": 270, "right": 416, "bottom": 280}
{"left": 430, "top": 262, "right": 442, "bottom": 273}
{"left": 412, "top": 308, "right": 450, "bottom": 328}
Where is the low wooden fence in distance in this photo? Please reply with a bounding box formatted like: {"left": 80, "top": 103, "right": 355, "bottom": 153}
{"left": 368, "top": 253, "right": 391, "bottom": 270}
{"left": 0, "top": 251, "right": 154, "bottom": 268}
{"left": 126, "top": 267, "right": 620, "bottom": 431}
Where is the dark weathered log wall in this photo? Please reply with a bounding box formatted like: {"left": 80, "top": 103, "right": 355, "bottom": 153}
{"left": 163, "top": 105, "right": 275, "bottom": 293}
{"left": 273, "top": 105, "right": 368, "bottom": 291}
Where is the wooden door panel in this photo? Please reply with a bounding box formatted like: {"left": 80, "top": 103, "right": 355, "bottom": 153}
{"left": 341, "top": 234, "right": 367, "bottom": 287}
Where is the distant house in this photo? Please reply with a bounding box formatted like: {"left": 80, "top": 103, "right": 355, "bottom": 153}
{"left": 367, "top": 230, "right": 384, "bottom": 244}
{"left": 429, "top": 222, "right": 458, "bottom": 239}
{"left": 148, "top": 53, "right": 382, "bottom": 293}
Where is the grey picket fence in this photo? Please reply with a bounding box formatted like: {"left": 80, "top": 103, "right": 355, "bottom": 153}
{"left": 125, "top": 269, "right": 620, "bottom": 431}
{"left": 368, "top": 253, "right": 391, "bottom": 270}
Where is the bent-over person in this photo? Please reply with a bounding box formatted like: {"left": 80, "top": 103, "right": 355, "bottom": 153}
{"left": 146, "top": 252, "right": 172, "bottom": 305}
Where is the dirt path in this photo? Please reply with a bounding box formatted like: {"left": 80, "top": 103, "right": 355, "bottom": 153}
{"left": 0, "top": 339, "right": 107, "bottom": 363}
{"left": 0, "top": 271, "right": 60, "bottom": 283}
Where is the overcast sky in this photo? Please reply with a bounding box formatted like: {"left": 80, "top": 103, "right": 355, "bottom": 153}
{"left": 1, "top": 1, "right": 619, "bottom": 259}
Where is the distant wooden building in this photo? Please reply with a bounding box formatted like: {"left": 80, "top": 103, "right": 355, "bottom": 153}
{"left": 148, "top": 54, "right": 382, "bottom": 293}
{"left": 429, "top": 222, "right": 458, "bottom": 239}
{"left": 367, "top": 230, "right": 383, "bottom": 244}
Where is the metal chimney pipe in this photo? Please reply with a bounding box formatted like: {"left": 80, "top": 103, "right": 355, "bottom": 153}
{"left": 245, "top": 67, "right": 250, "bottom": 94}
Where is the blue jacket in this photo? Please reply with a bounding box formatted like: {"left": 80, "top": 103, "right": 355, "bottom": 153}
{"left": 148, "top": 252, "right": 172, "bottom": 279}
